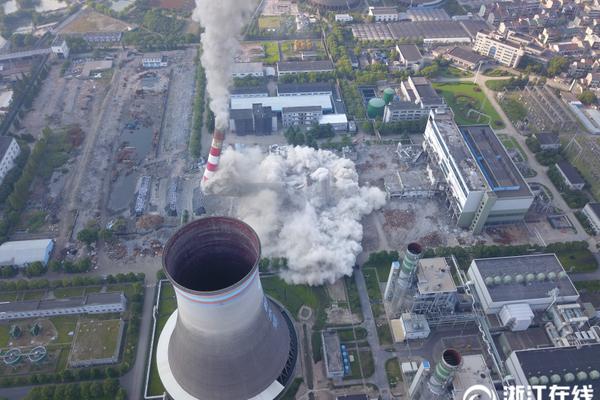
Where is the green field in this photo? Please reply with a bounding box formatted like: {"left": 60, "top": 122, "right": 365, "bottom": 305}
{"left": 0, "top": 324, "right": 10, "bottom": 347}
{"left": 439, "top": 66, "right": 473, "bottom": 78}
{"left": 558, "top": 249, "right": 598, "bottom": 273}
{"left": 261, "top": 41, "right": 280, "bottom": 64}
{"left": 53, "top": 287, "right": 85, "bottom": 299}
{"left": 484, "top": 68, "right": 513, "bottom": 77}
{"left": 69, "top": 319, "right": 122, "bottom": 363}
{"left": 564, "top": 135, "right": 600, "bottom": 200}
{"left": 147, "top": 282, "right": 177, "bottom": 397}
{"left": 500, "top": 96, "right": 527, "bottom": 123}
{"left": 385, "top": 357, "right": 403, "bottom": 388}
{"left": 49, "top": 316, "right": 78, "bottom": 344}
{"left": 262, "top": 276, "right": 329, "bottom": 319}
{"left": 433, "top": 82, "right": 504, "bottom": 127}
{"left": 21, "top": 290, "right": 47, "bottom": 301}
{"left": 337, "top": 327, "right": 368, "bottom": 342}
{"left": 258, "top": 16, "right": 281, "bottom": 30}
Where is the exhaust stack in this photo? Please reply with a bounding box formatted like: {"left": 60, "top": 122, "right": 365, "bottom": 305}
{"left": 156, "top": 217, "right": 297, "bottom": 400}
{"left": 201, "top": 129, "right": 225, "bottom": 185}
{"left": 390, "top": 242, "right": 423, "bottom": 312}
{"left": 427, "top": 349, "right": 462, "bottom": 396}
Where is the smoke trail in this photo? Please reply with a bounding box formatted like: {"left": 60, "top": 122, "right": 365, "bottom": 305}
{"left": 205, "top": 146, "right": 387, "bottom": 285}
{"left": 193, "top": 0, "right": 255, "bottom": 129}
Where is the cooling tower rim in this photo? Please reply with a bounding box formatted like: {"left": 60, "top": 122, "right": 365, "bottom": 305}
{"left": 407, "top": 242, "right": 423, "bottom": 256}
{"left": 162, "top": 216, "right": 261, "bottom": 297}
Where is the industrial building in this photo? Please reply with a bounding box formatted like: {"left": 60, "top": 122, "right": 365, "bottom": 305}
{"left": 276, "top": 60, "right": 334, "bottom": 75}
{"left": 0, "top": 292, "right": 126, "bottom": 320}
{"left": 395, "top": 44, "right": 424, "bottom": 72}
{"left": 156, "top": 218, "right": 297, "bottom": 400}
{"left": 505, "top": 344, "right": 600, "bottom": 395}
{"left": 472, "top": 31, "right": 525, "bottom": 67}
{"left": 0, "top": 136, "right": 20, "bottom": 184}
{"left": 534, "top": 132, "right": 561, "bottom": 150}
{"left": 467, "top": 254, "right": 579, "bottom": 315}
{"left": 229, "top": 104, "right": 276, "bottom": 135}
{"left": 442, "top": 46, "right": 490, "bottom": 70}
{"left": 411, "top": 257, "right": 458, "bottom": 318}
{"left": 142, "top": 55, "right": 168, "bottom": 68}
{"left": 555, "top": 160, "right": 586, "bottom": 190}
{"left": 391, "top": 313, "right": 431, "bottom": 342}
{"left": 383, "top": 77, "right": 445, "bottom": 122}
{"left": 230, "top": 94, "right": 334, "bottom": 114}
{"left": 277, "top": 83, "right": 333, "bottom": 97}
{"left": 230, "top": 86, "right": 269, "bottom": 99}
{"left": 0, "top": 239, "right": 54, "bottom": 267}
{"left": 451, "top": 354, "right": 495, "bottom": 400}
{"left": 352, "top": 21, "right": 472, "bottom": 44}
{"left": 368, "top": 6, "right": 400, "bottom": 22}
{"left": 282, "top": 106, "right": 323, "bottom": 127}
{"left": 582, "top": 202, "right": 600, "bottom": 234}
{"left": 423, "top": 110, "right": 534, "bottom": 233}
{"left": 322, "top": 330, "right": 345, "bottom": 378}
{"left": 319, "top": 114, "right": 349, "bottom": 131}
{"left": 232, "top": 62, "right": 265, "bottom": 78}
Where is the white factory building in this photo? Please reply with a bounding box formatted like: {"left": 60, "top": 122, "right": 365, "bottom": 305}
{"left": 423, "top": 110, "right": 534, "bottom": 233}
{"left": 0, "top": 136, "right": 20, "bottom": 185}
{"left": 0, "top": 239, "right": 54, "bottom": 267}
{"left": 472, "top": 31, "right": 525, "bottom": 68}
{"left": 0, "top": 292, "right": 126, "bottom": 320}
{"left": 231, "top": 62, "right": 265, "bottom": 78}
{"left": 467, "top": 254, "right": 579, "bottom": 315}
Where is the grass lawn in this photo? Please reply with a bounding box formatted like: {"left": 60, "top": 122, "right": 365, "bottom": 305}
{"left": 362, "top": 268, "right": 383, "bottom": 305}
{"left": 484, "top": 68, "right": 513, "bottom": 77}
{"left": 439, "top": 66, "right": 473, "bottom": 78}
{"left": 261, "top": 41, "right": 280, "bottom": 64}
{"left": 21, "top": 290, "right": 47, "bottom": 301}
{"left": 49, "top": 316, "right": 78, "bottom": 344}
{"left": 433, "top": 82, "right": 504, "bottom": 128}
{"left": 377, "top": 322, "right": 393, "bottom": 346}
{"left": 69, "top": 319, "right": 122, "bottom": 363}
{"left": 558, "top": 249, "right": 598, "bottom": 273}
{"left": 53, "top": 287, "right": 85, "bottom": 299}
{"left": 84, "top": 286, "right": 103, "bottom": 294}
{"left": 258, "top": 16, "right": 281, "bottom": 30}
{"left": 262, "top": 276, "right": 329, "bottom": 318}
{"left": 500, "top": 96, "right": 527, "bottom": 123}
{"left": 497, "top": 134, "right": 527, "bottom": 161}
{"left": 385, "top": 357, "right": 403, "bottom": 388}
{"left": 345, "top": 276, "right": 364, "bottom": 322}
{"left": 358, "top": 349, "right": 375, "bottom": 378}
{"left": 337, "top": 327, "right": 368, "bottom": 342}
{"left": 148, "top": 282, "right": 178, "bottom": 397}
{"left": 0, "top": 292, "right": 17, "bottom": 301}
{"left": 0, "top": 324, "right": 10, "bottom": 346}
{"left": 575, "top": 280, "right": 600, "bottom": 293}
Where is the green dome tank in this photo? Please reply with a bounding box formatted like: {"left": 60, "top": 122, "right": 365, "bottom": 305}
{"left": 564, "top": 373, "right": 575, "bottom": 383}
{"left": 383, "top": 88, "right": 395, "bottom": 105}
{"left": 551, "top": 374, "right": 561, "bottom": 384}
{"left": 367, "top": 98, "right": 386, "bottom": 118}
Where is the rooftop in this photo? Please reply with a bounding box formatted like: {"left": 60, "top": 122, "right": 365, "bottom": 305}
{"left": 0, "top": 239, "right": 53, "bottom": 266}
{"left": 535, "top": 132, "right": 560, "bottom": 146}
{"left": 514, "top": 344, "right": 600, "bottom": 394}
{"left": 282, "top": 106, "right": 322, "bottom": 113}
{"left": 231, "top": 86, "right": 269, "bottom": 95}
{"left": 232, "top": 62, "right": 264, "bottom": 74}
{"left": 396, "top": 44, "right": 423, "bottom": 62}
{"left": 447, "top": 46, "right": 489, "bottom": 64}
{"left": 556, "top": 160, "right": 585, "bottom": 185}
{"left": 452, "top": 354, "right": 496, "bottom": 400}
{"left": 277, "top": 82, "right": 332, "bottom": 94}
{"left": 322, "top": 331, "right": 344, "bottom": 376}
{"left": 231, "top": 94, "right": 333, "bottom": 113}
{"left": 416, "top": 257, "right": 457, "bottom": 294}
{"left": 0, "top": 136, "right": 14, "bottom": 158}
{"left": 277, "top": 60, "right": 334, "bottom": 72}
{"left": 471, "top": 254, "right": 578, "bottom": 303}
{"left": 586, "top": 203, "right": 600, "bottom": 219}
{"left": 388, "top": 21, "right": 470, "bottom": 40}
{"left": 406, "top": 8, "right": 450, "bottom": 21}
{"left": 369, "top": 6, "right": 398, "bottom": 15}
{"left": 459, "top": 125, "right": 532, "bottom": 197}
{"left": 0, "top": 292, "right": 123, "bottom": 314}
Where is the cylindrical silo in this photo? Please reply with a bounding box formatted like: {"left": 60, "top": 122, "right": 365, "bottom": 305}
{"left": 156, "top": 217, "right": 297, "bottom": 400}
{"left": 367, "top": 97, "right": 385, "bottom": 118}
{"left": 383, "top": 88, "right": 395, "bottom": 104}
{"left": 427, "top": 349, "right": 462, "bottom": 396}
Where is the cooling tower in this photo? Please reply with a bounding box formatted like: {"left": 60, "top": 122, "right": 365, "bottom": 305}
{"left": 156, "top": 217, "right": 297, "bottom": 400}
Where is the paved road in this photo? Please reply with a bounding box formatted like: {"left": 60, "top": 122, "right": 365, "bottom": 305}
{"left": 354, "top": 269, "right": 395, "bottom": 399}
{"left": 121, "top": 281, "right": 158, "bottom": 400}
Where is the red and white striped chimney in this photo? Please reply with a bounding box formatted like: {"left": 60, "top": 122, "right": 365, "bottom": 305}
{"left": 201, "top": 129, "right": 225, "bottom": 184}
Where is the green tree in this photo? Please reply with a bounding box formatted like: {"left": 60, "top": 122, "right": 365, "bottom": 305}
{"left": 77, "top": 227, "right": 99, "bottom": 246}
{"left": 577, "top": 90, "right": 597, "bottom": 105}
{"left": 547, "top": 56, "right": 568, "bottom": 77}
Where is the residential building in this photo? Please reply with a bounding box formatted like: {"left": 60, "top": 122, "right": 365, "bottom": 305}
{"left": 276, "top": 61, "right": 334, "bottom": 75}
{"left": 582, "top": 202, "right": 600, "bottom": 234}
{"left": 334, "top": 14, "right": 353, "bottom": 23}
{"left": 0, "top": 136, "right": 20, "bottom": 184}
{"left": 232, "top": 62, "right": 264, "bottom": 78}
{"left": 50, "top": 37, "right": 69, "bottom": 58}
{"left": 142, "top": 55, "right": 168, "bottom": 68}
{"left": 0, "top": 292, "right": 126, "bottom": 320}
{"left": 555, "top": 160, "right": 586, "bottom": 190}
{"left": 383, "top": 77, "right": 445, "bottom": 122}
{"left": 534, "top": 132, "right": 560, "bottom": 150}
{"left": 368, "top": 7, "right": 399, "bottom": 22}
{"left": 473, "top": 31, "right": 525, "bottom": 68}
{"left": 282, "top": 106, "right": 323, "bottom": 127}
{"left": 467, "top": 254, "right": 579, "bottom": 314}
{"left": 0, "top": 239, "right": 53, "bottom": 267}
{"left": 423, "top": 110, "right": 534, "bottom": 233}
{"left": 586, "top": 72, "right": 600, "bottom": 89}
{"left": 395, "top": 44, "right": 424, "bottom": 72}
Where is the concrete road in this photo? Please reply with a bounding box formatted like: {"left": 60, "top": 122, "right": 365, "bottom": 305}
{"left": 354, "top": 269, "right": 395, "bottom": 399}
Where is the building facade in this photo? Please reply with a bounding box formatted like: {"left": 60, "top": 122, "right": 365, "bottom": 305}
{"left": 368, "top": 7, "right": 399, "bottom": 21}
{"left": 282, "top": 106, "right": 323, "bottom": 127}
{"left": 0, "top": 137, "right": 20, "bottom": 184}
{"left": 582, "top": 203, "right": 600, "bottom": 234}
{"left": 383, "top": 77, "right": 445, "bottom": 122}
{"left": 473, "top": 31, "right": 524, "bottom": 67}
{"left": 142, "top": 56, "right": 168, "bottom": 68}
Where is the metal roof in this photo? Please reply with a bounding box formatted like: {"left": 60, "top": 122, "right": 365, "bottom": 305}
{"left": 396, "top": 44, "right": 423, "bottom": 62}
{"left": 0, "top": 239, "right": 53, "bottom": 266}
{"left": 276, "top": 60, "right": 334, "bottom": 72}
{"left": 0, "top": 136, "right": 15, "bottom": 159}
{"left": 231, "top": 94, "right": 333, "bottom": 113}
{"left": 556, "top": 160, "right": 585, "bottom": 185}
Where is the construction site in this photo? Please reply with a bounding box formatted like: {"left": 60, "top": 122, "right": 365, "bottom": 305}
{"left": 15, "top": 48, "right": 199, "bottom": 273}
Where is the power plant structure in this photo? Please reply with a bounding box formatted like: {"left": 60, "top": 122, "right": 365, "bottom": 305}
{"left": 156, "top": 217, "right": 298, "bottom": 400}
{"left": 409, "top": 349, "right": 463, "bottom": 400}
{"left": 386, "top": 242, "right": 424, "bottom": 313}
{"left": 202, "top": 129, "right": 225, "bottom": 185}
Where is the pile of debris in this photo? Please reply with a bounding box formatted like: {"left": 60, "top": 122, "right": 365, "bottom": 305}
{"left": 383, "top": 209, "right": 415, "bottom": 229}
{"left": 136, "top": 214, "right": 164, "bottom": 230}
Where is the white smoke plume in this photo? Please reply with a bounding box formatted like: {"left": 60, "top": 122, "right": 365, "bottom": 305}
{"left": 205, "top": 146, "right": 387, "bottom": 285}
{"left": 193, "top": 0, "right": 255, "bottom": 129}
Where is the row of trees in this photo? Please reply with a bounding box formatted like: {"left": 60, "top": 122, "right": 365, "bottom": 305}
{"left": 376, "top": 118, "right": 428, "bottom": 136}
{"left": 189, "top": 50, "right": 206, "bottom": 159}
{"left": 284, "top": 124, "right": 335, "bottom": 148}
{"left": 24, "top": 379, "right": 126, "bottom": 400}
{"left": 0, "top": 272, "right": 145, "bottom": 291}
{"left": 547, "top": 164, "right": 589, "bottom": 209}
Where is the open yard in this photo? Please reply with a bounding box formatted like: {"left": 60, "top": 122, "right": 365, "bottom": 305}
{"left": 433, "top": 82, "right": 504, "bottom": 128}
{"left": 69, "top": 319, "right": 123, "bottom": 364}
{"left": 385, "top": 357, "right": 403, "bottom": 388}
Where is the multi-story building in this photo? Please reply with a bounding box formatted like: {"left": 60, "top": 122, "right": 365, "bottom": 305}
{"left": 334, "top": 14, "right": 353, "bottom": 23}
{"left": 383, "top": 77, "right": 445, "bottom": 122}
{"left": 368, "top": 6, "right": 399, "bottom": 22}
{"left": 423, "top": 110, "right": 534, "bottom": 233}
{"left": 586, "top": 72, "right": 600, "bottom": 89}
{"left": 282, "top": 106, "right": 323, "bottom": 127}
{"left": 473, "top": 31, "right": 525, "bottom": 68}
{"left": 582, "top": 202, "right": 600, "bottom": 234}
{"left": 410, "top": 257, "right": 458, "bottom": 318}
{"left": 229, "top": 104, "right": 276, "bottom": 135}
{"left": 142, "top": 55, "right": 168, "bottom": 68}
{"left": 555, "top": 160, "right": 586, "bottom": 190}
{"left": 0, "top": 136, "right": 20, "bottom": 184}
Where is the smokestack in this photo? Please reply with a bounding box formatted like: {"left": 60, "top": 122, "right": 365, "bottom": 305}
{"left": 390, "top": 242, "right": 423, "bottom": 312}
{"left": 156, "top": 217, "right": 297, "bottom": 400}
{"left": 201, "top": 129, "right": 225, "bottom": 185}
{"left": 427, "top": 349, "right": 462, "bottom": 396}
